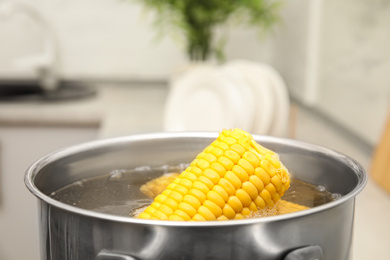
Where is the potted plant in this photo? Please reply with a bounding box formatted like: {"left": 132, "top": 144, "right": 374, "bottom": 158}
{"left": 133, "top": 0, "right": 282, "bottom": 62}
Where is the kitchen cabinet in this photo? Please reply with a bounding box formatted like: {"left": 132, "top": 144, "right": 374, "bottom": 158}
{"left": 0, "top": 126, "right": 98, "bottom": 260}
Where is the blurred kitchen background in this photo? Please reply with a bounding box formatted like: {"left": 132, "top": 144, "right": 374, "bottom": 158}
{"left": 0, "top": 0, "right": 389, "bottom": 259}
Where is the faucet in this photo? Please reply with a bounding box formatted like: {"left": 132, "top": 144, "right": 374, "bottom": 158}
{"left": 0, "top": 1, "right": 60, "bottom": 91}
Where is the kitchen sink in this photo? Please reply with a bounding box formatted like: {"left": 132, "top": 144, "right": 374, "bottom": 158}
{"left": 0, "top": 80, "right": 96, "bottom": 101}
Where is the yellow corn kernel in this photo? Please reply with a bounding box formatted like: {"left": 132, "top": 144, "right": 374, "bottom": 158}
{"left": 214, "top": 141, "right": 229, "bottom": 151}
{"left": 271, "top": 175, "right": 282, "bottom": 192}
{"left": 152, "top": 210, "right": 168, "bottom": 220}
{"left": 222, "top": 204, "right": 236, "bottom": 219}
{"left": 243, "top": 151, "right": 260, "bottom": 168}
{"left": 154, "top": 194, "right": 168, "bottom": 204}
{"left": 238, "top": 158, "right": 255, "bottom": 175}
{"left": 144, "top": 206, "right": 157, "bottom": 215}
{"left": 212, "top": 185, "right": 229, "bottom": 202}
{"left": 196, "top": 159, "right": 210, "bottom": 171}
{"left": 222, "top": 136, "right": 237, "bottom": 146}
{"left": 204, "top": 153, "right": 218, "bottom": 163}
{"left": 230, "top": 143, "right": 246, "bottom": 157}
{"left": 203, "top": 169, "right": 220, "bottom": 184}
{"left": 189, "top": 166, "right": 203, "bottom": 177}
{"left": 255, "top": 167, "right": 271, "bottom": 186}
{"left": 237, "top": 138, "right": 250, "bottom": 150}
{"left": 138, "top": 212, "right": 151, "bottom": 219}
{"left": 251, "top": 140, "right": 273, "bottom": 155}
{"left": 178, "top": 202, "right": 197, "bottom": 217}
{"left": 232, "top": 165, "right": 249, "bottom": 182}
{"left": 260, "top": 189, "right": 272, "bottom": 205}
{"left": 168, "top": 191, "right": 183, "bottom": 203}
{"left": 139, "top": 128, "right": 291, "bottom": 221}
{"left": 192, "top": 213, "right": 206, "bottom": 221}
{"left": 163, "top": 198, "right": 178, "bottom": 211}
{"left": 162, "top": 189, "right": 171, "bottom": 196}
{"left": 182, "top": 171, "right": 197, "bottom": 183}
{"left": 150, "top": 202, "right": 161, "bottom": 209}
{"left": 254, "top": 195, "right": 266, "bottom": 208}
{"left": 235, "top": 189, "right": 252, "bottom": 207}
{"left": 235, "top": 213, "right": 244, "bottom": 220}
{"left": 198, "top": 176, "right": 214, "bottom": 190}
{"left": 218, "top": 178, "right": 236, "bottom": 196}
{"left": 228, "top": 129, "right": 245, "bottom": 139}
{"left": 203, "top": 200, "right": 222, "bottom": 218}
{"left": 189, "top": 188, "right": 207, "bottom": 204}
{"left": 249, "top": 201, "right": 258, "bottom": 212}
{"left": 241, "top": 207, "right": 251, "bottom": 216}
{"left": 265, "top": 153, "right": 281, "bottom": 168}
{"left": 207, "top": 190, "right": 225, "bottom": 208}
{"left": 225, "top": 150, "right": 240, "bottom": 164}
{"left": 249, "top": 175, "right": 264, "bottom": 193}
{"left": 169, "top": 215, "right": 185, "bottom": 221}
{"left": 265, "top": 183, "right": 276, "bottom": 197}
{"left": 174, "top": 209, "right": 191, "bottom": 221}
{"left": 166, "top": 183, "right": 177, "bottom": 191}
{"left": 198, "top": 205, "right": 216, "bottom": 220}
{"left": 172, "top": 184, "right": 188, "bottom": 196}
{"left": 210, "top": 147, "right": 224, "bottom": 158}
{"left": 272, "top": 193, "right": 281, "bottom": 203}
{"left": 178, "top": 178, "right": 193, "bottom": 190}
{"left": 183, "top": 194, "right": 201, "bottom": 209}
{"left": 217, "top": 215, "right": 229, "bottom": 221}
{"left": 210, "top": 162, "right": 226, "bottom": 177}
{"left": 228, "top": 196, "right": 243, "bottom": 213}
{"left": 192, "top": 181, "right": 210, "bottom": 194}
{"left": 242, "top": 181, "right": 258, "bottom": 200}
{"left": 203, "top": 145, "right": 214, "bottom": 153}
{"left": 218, "top": 156, "right": 234, "bottom": 171}
{"left": 196, "top": 152, "right": 206, "bottom": 159}
{"left": 224, "top": 171, "right": 242, "bottom": 189}
{"left": 260, "top": 159, "right": 276, "bottom": 177}
{"left": 158, "top": 204, "right": 174, "bottom": 216}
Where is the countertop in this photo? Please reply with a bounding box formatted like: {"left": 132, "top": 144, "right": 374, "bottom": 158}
{"left": 0, "top": 82, "right": 169, "bottom": 138}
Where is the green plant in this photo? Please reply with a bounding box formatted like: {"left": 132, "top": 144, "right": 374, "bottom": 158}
{"left": 133, "top": 0, "right": 282, "bottom": 61}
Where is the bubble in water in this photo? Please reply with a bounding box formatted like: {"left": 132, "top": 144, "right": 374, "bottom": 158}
{"left": 245, "top": 206, "right": 278, "bottom": 219}
{"left": 74, "top": 181, "right": 85, "bottom": 188}
{"left": 135, "top": 166, "right": 152, "bottom": 171}
{"left": 331, "top": 193, "right": 342, "bottom": 200}
{"left": 131, "top": 205, "right": 149, "bottom": 217}
{"left": 109, "top": 169, "right": 126, "bottom": 181}
{"left": 160, "top": 165, "right": 170, "bottom": 172}
{"left": 316, "top": 185, "right": 326, "bottom": 192}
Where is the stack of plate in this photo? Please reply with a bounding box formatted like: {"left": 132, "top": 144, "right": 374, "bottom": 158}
{"left": 163, "top": 60, "right": 290, "bottom": 136}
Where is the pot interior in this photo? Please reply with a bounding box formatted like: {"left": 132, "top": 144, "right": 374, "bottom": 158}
{"left": 26, "top": 132, "right": 367, "bottom": 219}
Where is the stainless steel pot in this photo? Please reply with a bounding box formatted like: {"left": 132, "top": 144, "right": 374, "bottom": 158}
{"left": 25, "top": 133, "right": 367, "bottom": 260}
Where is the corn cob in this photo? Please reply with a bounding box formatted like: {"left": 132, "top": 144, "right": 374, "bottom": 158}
{"left": 138, "top": 128, "right": 291, "bottom": 221}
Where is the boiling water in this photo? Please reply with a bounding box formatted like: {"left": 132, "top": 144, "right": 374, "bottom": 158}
{"left": 51, "top": 165, "right": 340, "bottom": 218}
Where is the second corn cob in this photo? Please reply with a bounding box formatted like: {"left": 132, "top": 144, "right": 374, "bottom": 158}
{"left": 138, "top": 128, "right": 291, "bottom": 221}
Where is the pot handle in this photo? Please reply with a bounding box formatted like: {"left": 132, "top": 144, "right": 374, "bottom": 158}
{"left": 284, "top": 245, "right": 323, "bottom": 260}
{"left": 96, "top": 250, "right": 138, "bottom": 260}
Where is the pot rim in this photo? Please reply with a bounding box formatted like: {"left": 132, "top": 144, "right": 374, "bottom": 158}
{"left": 24, "top": 131, "right": 367, "bottom": 227}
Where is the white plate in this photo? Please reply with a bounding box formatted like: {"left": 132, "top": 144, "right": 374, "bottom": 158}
{"left": 218, "top": 65, "right": 255, "bottom": 131}
{"left": 225, "top": 60, "right": 275, "bottom": 135}
{"left": 163, "top": 66, "right": 254, "bottom": 132}
{"left": 257, "top": 63, "right": 290, "bottom": 137}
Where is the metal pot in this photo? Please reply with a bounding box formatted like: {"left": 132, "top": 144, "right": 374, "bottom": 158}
{"left": 25, "top": 133, "right": 367, "bottom": 260}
